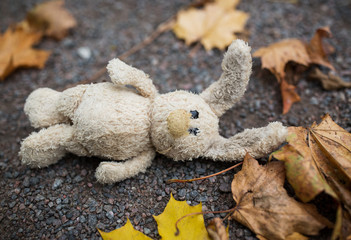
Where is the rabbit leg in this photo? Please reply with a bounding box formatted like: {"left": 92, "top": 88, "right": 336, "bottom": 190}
{"left": 95, "top": 148, "right": 155, "bottom": 184}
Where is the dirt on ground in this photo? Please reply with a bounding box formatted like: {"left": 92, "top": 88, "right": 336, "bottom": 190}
{"left": 0, "top": 0, "right": 350, "bottom": 239}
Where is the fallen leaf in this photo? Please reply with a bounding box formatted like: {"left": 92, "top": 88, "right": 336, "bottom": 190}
{"left": 280, "top": 78, "right": 301, "bottom": 115}
{"left": 98, "top": 218, "right": 152, "bottom": 240}
{"left": 230, "top": 154, "right": 331, "bottom": 240}
{"left": 272, "top": 126, "right": 336, "bottom": 202}
{"left": 309, "top": 68, "right": 351, "bottom": 90}
{"left": 26, "top": 0, "right": 77, "bottom": 40}
{"left": 0, "top": 25, "right": 50, "bottom": 80}
{"left": 253, "top": 39, "right": 310, "bottom": 80}
{"left": 310, "top": 114, "right": 351, "bottom": 185}
{"left": 257, "top": 232, "right": 308, "bottom": 240}
{"left": 306, "top": 27, "right": 335, "bottom": 71}
{"left": 253, "top": 39, "right": 308, "bottom": 114}
{"left": 332, "top": 206, "right": 351, "bottom": 240}
{"left": 272, "top": 114, "right": 351, "bottom": 239}
{"left": 206, "top": 218, "right": 229, "bottom": 240}
{"left": 253, "top": 27, "right": 336, "bottom": 114}
{"left": 173, "top": 0, "right": 249, "bottom": 50}
{"left": 154, "top": 194, "right": 210, "bottom": 240}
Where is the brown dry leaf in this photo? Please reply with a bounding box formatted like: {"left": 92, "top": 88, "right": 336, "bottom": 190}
{"left": 173, "top": 0, "right": 249, "bottom": 50}
{"left": 333, "top": 206, "right": 351, "bottom": 240}
{"left": 253, "top": 27, "right": 336, "bottom": 114}
{"left": 309, "top": 68, "right": 351, "bottom": 90}
{"left": 0, "top": 25, "right": 50, "bottom": 80}
{"left": 253, "top": 39, "right": 308, "bottom": 114}
{"left": 280, "top": 78, "right": 301, "bottom": 115}
{"left": 309, "top": 114, "right": 351, "bottom": 186}
{"left": 230, "top": 154, "right": 330, "bottom": 240}
{"left": 207, "top": 218, "right": 228, "bottom": 240}
{"left": 26, "top": 0, "right": 77, "bottom": 40}
{"left": 306, "top": 27, "right": 335, "bottom": 70}
{"left": 272, "top": 114, "right": 351, "bottom": 239}
{"left": 257, "top": 232, "right": 308, "bottom": 240}
{"left": 253, "top": 39, "right": 310, "bottom": 80}
{"left": 272, "top": 126, "right": 336, "bottom": 202}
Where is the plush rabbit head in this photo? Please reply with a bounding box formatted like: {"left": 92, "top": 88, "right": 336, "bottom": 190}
{"left": 150, "top": 90, "right": 219, "bottom": 161}
{"left": 20, "top": 39, "right": 287, "bottom": 184}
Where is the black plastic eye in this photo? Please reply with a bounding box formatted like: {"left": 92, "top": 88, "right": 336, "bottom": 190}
{"left": 188, "top": 128, "right": 200, "bottom": 136}
{"left": 190, "top": 110, "right": 199, "bottom": 119}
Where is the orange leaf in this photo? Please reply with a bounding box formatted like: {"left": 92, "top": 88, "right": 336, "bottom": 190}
{"left": 306, "top": 26, "right": 335, "bottom": 70}
{"left": 253, "top": 39, "right": 310, "bottom": 80}
{"left": 0, "top": 25, "right": 50, "bottom": 80}
{"left": 26, "top": 0, "right": 77, "bottom": 40}
{"left": 280, "top": 78, "right": 300, "bottom": 114}
{"left": 253, "top": 27, "right": 336, "bottom": 114}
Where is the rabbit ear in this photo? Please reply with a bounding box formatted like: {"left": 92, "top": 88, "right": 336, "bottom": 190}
{"left": 200, "top": 40, "right": 252, "bottom": 117}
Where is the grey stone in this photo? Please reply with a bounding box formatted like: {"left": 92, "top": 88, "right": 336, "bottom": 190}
{"left": 144, "top": 228, "right": 151, "bottom": 235}
{"left": 52, "top": 178, "right": 63, "bottom": 190}
{"left": 178, "top": 189, "right": 186, "bottom": 198}
{"left": 80, "top": 215, "right": 86, "bottom": 223}
{"left": 77, "top": 47, "right": 92, "bottom": 60}
{"left": 310, "top": 97, "right": 319, "bottom": 105}
{"left": 88, "top": 215, "right": 97, "bottom": 227}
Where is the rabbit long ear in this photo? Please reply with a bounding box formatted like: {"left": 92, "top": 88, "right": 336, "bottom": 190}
{"left": 200, "top": 40, "right": 252, "bottom": 117}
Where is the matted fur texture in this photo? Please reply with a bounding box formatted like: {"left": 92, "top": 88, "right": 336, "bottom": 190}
{"left": 20, "top": 40, "right": 288, "bottom": 184}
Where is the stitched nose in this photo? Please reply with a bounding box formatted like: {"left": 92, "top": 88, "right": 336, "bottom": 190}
{"left": 167, "top": 109, "right": 191, "bottom": 138}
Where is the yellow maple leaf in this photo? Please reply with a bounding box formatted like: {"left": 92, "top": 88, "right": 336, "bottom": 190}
{"left": 0, "top": 24, "right": 50, "bottom": 80}
{"left": 98, "top": 218, "right": 152, "bottom": 240}
{"left": 154, "top": 194, "right": 210, "bottom": 240}
{"left": 173, "top": 0, "right": 249, "bottom": 50}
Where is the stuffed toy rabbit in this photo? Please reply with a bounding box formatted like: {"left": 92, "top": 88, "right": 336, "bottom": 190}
{"left": 20, "top": 40, "right": 287, "bottom": 184}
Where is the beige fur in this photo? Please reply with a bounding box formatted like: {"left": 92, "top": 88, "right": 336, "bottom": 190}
{"left": 20, "top": 40, "right": 287, "bottom": 184}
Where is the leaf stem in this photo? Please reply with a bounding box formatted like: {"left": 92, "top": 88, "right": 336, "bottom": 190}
{"left": 167, "top": 162, "right": 242, "bottom": 184}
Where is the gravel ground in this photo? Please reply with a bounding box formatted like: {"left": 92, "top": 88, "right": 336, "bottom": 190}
{"left": 0, "top": 0, "right": 350, "bottom": 239}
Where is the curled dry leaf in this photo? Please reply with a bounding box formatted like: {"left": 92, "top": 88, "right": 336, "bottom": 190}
{"left": 98, "top": 218, "right": 152, "bottom": 240}
{"left": 253, "top": 27, "right": 336, "bottom": 114}
{"left": 154, "top": 194, "right": 210, "bottom": 240}
{"left": 230, "top": 154, "right": 331, "bottom": 240}
{"left": 257, "top": 232, "right": 308, "bottom": 240}
{"left": 271, "top": 126, "right": 336, "bottom": 202}
{"left": 26, "top": 0, "right": 77, "bottom": 40}
{"left": 207, "top": 218, "right": 229, "bottom": 240}
{"left": 306, "top": 26, "right": 335, "bottom": 71}
{"left": 309, "top": 68, "right": 351, "bottom": 90}
{"left": 0, "top": 24, "right": 50, "bottom": 80}
{"left": 280, "top": 79, "right": 301, "bottom": 115}
{"left": 173, "top": 0, "right": 249, "bottom": 50}
{"left": 272, "top": 114, "right": 351, "bottom": 239}
{"left": 253, "top": 39, "right": 310, "bottom": 80}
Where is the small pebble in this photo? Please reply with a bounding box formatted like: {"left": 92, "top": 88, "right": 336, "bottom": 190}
{"left": 77, "top": 47, "right": 92, "bottom": 60}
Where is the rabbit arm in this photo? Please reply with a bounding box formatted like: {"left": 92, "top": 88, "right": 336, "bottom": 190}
{"left": 204, "top": 122, "right": 287, "bottom": 161}
{"left": 107, "top": 58, "right": 158, "bottom": 98}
